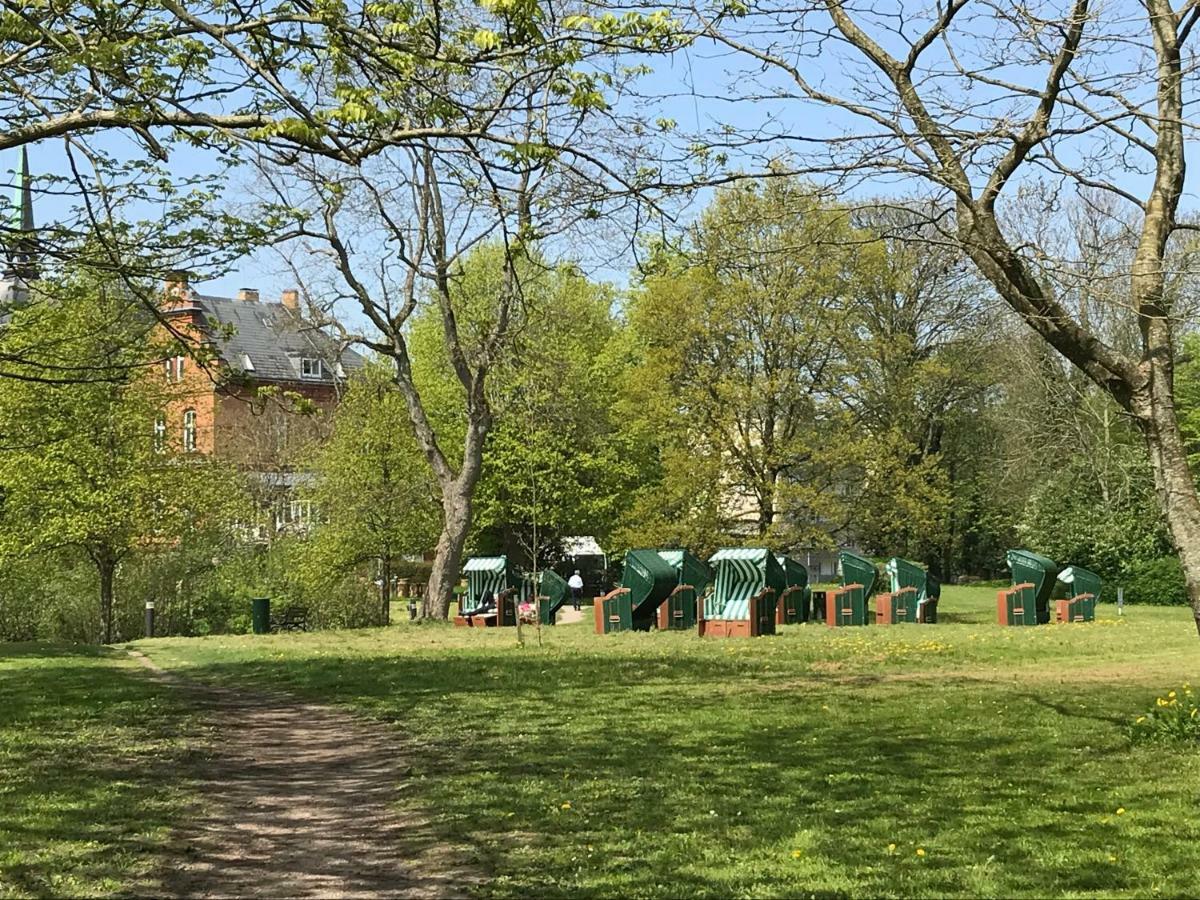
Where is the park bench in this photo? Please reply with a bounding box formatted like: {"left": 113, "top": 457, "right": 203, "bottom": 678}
{"left": 271, "top": 605, "right": 310, "bottom": 632}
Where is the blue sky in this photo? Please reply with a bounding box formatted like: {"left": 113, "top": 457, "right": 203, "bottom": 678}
{"left": 7, "top": 8, "right": 1199, "bottom": 316}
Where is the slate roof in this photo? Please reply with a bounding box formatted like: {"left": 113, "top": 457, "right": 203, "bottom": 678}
{"left": 192, "top": 295, "right": 365, "bottom": 386}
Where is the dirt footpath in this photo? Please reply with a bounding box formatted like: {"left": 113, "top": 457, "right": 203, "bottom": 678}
{"left": 130, "top": 652, "right": 480, "bottom": 899}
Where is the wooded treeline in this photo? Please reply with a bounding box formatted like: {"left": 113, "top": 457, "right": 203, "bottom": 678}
{"left": 5, "top": 0, "right": 1200, "bottom": 637}
{"left": 1, "top": 179, "right": 1192, "bottom": 641}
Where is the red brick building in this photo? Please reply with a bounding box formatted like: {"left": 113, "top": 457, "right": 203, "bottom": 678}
{"left": 3, "top": 152, "right": 366, "bottom": 537}
{"left": 160, "top": 275, "right": 364, "bottom": 535}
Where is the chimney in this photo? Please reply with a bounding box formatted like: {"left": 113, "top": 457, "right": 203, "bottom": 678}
{"left": 164, "top": 270, "right": 190, "bottom": 301}
{"left": 280, "top": 288, "right": 300, "bottom": 311}
{"left": 237, "top": 287, "right": 259, "bottom": 303}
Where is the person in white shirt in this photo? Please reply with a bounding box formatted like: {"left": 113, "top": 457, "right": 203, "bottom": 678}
{"left": 567, "top": 570, "right": 584, "bottom": 611}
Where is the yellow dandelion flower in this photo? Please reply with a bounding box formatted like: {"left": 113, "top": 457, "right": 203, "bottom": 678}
{"left": 1169, "top": 691, "right": 1177, "bottom": 699}
{"left": 887, "top": 843, "right": 897, "bottom": 853}
{"left": 1109, "top": 854, "right": 1118, "bottom": 863}
{"left": 916, "top": 848, "right": 926, "bottom": 857}
{"left": 791, "top": 849, "right": 804, "bottom": 859}
{"left": 1136, "top": 716, "right": 1147, "bottom": 724}
{"left": 1116, "top": 808, "right": 1125, "bottom": 816}
{"left": 561, "top": 802, "right": 572, "bottom": 810}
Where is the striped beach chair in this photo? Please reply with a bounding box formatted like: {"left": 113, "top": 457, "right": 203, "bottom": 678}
{"left": 698, "top": 548, "right": 785, "bottom": 638}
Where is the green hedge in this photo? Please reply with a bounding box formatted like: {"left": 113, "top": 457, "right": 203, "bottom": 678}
{"left": 1120, "top": 555, "right": 1188, "bottom": 605}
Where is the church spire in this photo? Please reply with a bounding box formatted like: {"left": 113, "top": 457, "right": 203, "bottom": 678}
{"left": 1, "top": 147, "right": 38, "bottom": 309}
{"left": 4, "top": 146, "right": 37, "bottom": 281}
{"left": 15, "top": 146, "right": 33, "bottom": 234}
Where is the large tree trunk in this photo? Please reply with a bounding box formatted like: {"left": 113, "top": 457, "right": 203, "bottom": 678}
{"left": 1133, "top": 363, "right": 1200, "bottom": 636}
{"left": 426, "top": 483, "right": 474, "bottom": 620}
{"left": 424, "top": 419, "right": 489, "bottom": 619}
{"left": 97, "top": 553, "right": 116, "bottom": 644}
{"left": 1129, "top": 0, "right": 1200, "bottom": 634}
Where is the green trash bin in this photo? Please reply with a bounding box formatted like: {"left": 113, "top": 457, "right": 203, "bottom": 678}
{"left": 775, "top": 555, "right": 810, "bottom": 623}
{"left": 1006, "top": 549, "right": 1060, "bottom": 625}
{"left": 839, "top": 550, "right": 879, "bottom": 600}
{"left": 656, "top": 549, "right": 711, "bottom": 630}
{"left": 251, "top": 597, "right": 271, "bottom": 635}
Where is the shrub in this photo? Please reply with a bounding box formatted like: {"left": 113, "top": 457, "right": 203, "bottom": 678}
{"left": 1132, "top": 685, "right": 1200, "bottom": 744}
{"left": 1120, "top": 555, "right": 1188, "bottom": 605}
{"left": 304, "top": 574, "right": 379, "bottom": 629}
{"left": 0, "top": 560, "right": 44, "bottom": 642}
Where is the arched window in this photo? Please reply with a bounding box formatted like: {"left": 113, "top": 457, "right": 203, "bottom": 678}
{"left": 183, "top": 409, "right": 197, "bottom": 452}
{"left": 153, "top": 414, "right": 166, "bottom": 453}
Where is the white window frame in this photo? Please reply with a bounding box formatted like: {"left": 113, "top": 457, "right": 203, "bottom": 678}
{"left": 290, "top": 499, "right": 312, "bottom": 526}
{"left": 153, "top": 414, "right": 166, "bottom": 453}
{"left": 182, "top": 409, "right": 197, "bottom": 452}
{"left": 300, "top": 357, "right": 322, "bottom": 379}
{"left": 276, "top": 499, "right": 314, "bottom": 532}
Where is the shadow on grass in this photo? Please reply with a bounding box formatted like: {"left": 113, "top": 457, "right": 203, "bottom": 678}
{"left": 0, "top": 646, "right": 197, "bottom": 897}
{"left": 0, "top": 641, "right": 127, "bottom": 660}
{"left": 152, "top": 684, "right": 477, "bottom": 899}
{"left": 164, "top": 645, "right": 1196, "bottom": 898}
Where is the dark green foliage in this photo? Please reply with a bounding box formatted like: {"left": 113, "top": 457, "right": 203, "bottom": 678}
{"left": 1120, "top": 556, "right": 1188, "bottom": 606}
{"left": 1017, "top": 456, "right": 1169, "bottom": 587}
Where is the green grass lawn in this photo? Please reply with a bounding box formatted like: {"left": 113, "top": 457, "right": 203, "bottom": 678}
{"left": 0, "top": 645, "right": 195, "bottom": 899}
{"left": 123, "top": 585, "right": 1200, "bottom": 898}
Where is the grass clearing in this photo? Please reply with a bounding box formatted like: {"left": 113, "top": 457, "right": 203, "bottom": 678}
{"left": 0, "top": 645, "right": 195, "bottom": 899}
{"left": 133, "top": 586, "right": 1200, "bottom": 898}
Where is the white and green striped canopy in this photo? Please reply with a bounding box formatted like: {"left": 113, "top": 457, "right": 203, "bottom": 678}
{"left": 708, "top": 548, "right": 771, "bottom": 619}
{"left": 463, "top": 556, "right": 509, "bottom": 608}
{"left": 657, "top": 549, "right": 684, "bottom": 570}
